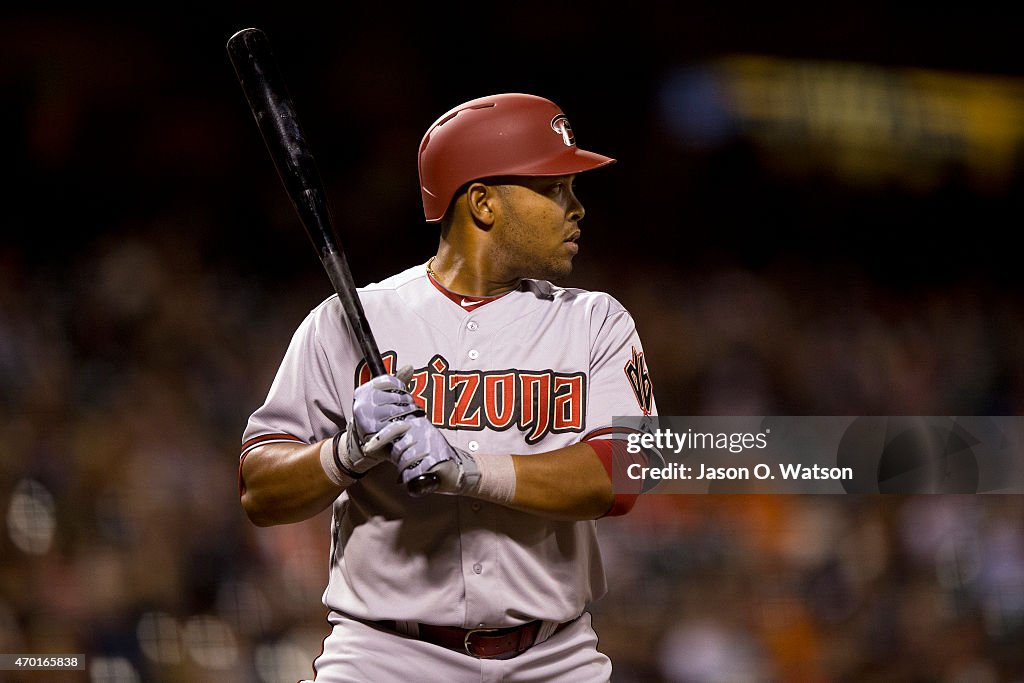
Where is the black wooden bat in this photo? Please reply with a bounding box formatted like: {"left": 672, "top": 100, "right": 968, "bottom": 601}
{"left": 226, "top": 27, "right": 439, "bottom": 496}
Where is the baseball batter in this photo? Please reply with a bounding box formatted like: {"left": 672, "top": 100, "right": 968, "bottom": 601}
{"left": 240, "top": 93, "right": 660, "bottom": 682}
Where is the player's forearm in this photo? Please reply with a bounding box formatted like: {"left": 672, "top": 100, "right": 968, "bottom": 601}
{"left": 240, "top": 441, "right": 344, "bottom": 526}
{"left": 506, "top": 443, "right": 614, "bottom": 520}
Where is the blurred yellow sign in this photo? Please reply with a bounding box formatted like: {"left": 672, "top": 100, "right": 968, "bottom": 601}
{"left": 717, "top": 55, "right": 1024, "bottom": 191}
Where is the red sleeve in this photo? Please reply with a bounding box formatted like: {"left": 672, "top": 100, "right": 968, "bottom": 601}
{"left": 586, "top": 438, "right": 646, "bottom": 517}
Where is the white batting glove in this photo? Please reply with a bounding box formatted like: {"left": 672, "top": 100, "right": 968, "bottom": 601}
{"left": 346, "top": 366, "right": 419, "bottom": 473}
{"left": 364, "top": 416, "right": 479, "bottom": 494}
{"left": 320, "top": 420, "right": 412, "bottom": 486}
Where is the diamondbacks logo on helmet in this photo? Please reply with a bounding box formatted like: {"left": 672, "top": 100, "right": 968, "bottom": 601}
{"left": 550, "top": 115, "right": 575, "bottom": 147}
{"left": 624, "top": 346, "right": 653, "bottom": 416}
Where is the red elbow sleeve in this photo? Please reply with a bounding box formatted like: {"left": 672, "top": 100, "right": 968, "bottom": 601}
{"left": 586, "top": 438, "right": 646, "bottom": 517}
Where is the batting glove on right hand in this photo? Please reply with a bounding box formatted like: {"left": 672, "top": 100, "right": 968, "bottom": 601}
{"left": 344, "top": 366, "right": 421, "bottom": 473}
{"left": 365, "top": 415, "right": 481, "bottom": 494}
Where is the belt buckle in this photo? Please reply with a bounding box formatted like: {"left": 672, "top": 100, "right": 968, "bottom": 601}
{"left": 463, "top": 626, "right": 500, "bottom": 657}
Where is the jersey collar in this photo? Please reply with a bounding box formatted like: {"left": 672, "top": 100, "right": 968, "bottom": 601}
{"left": 426, "top": 271, "right": 515, "bottom": 312}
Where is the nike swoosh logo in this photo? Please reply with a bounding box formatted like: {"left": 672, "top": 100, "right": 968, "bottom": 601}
{"left": 460, "top": 299, "right": 476, "bottom": 308}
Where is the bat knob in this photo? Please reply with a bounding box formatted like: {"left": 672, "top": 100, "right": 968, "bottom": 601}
{"left": 407, "top": 472, "right": 441, "bottom": 497}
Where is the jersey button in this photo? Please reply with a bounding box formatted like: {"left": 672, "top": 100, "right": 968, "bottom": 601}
{"left": 473, "top": 563, "right": 483, "bottom": 574}
{"left": 468, "top": 349, "right": 479, "bottom": 360}
{"left": 467, "top": 321, "right": 479, "bottom": 331}
{"left": 471, "top": 502, "right": 481, "bottom": 512}
{"left": 468, "top": 441, "right": 479, "bottom": 452}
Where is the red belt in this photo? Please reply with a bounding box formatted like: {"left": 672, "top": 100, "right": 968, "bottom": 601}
{"left": 372, "top": 618, "right": 574, "bottom": 659}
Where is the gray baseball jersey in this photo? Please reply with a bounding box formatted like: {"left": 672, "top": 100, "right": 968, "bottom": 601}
{"left": 241, "top": 262, "right": 657, "bottom": 628}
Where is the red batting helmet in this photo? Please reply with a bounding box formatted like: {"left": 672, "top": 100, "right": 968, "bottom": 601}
{"left": 417, "top": 93, "right": 616, "bottom": 222}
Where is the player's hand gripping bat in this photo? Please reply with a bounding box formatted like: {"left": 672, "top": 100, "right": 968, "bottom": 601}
{"left": 226, "top": 27, "right": 439, "bottom": 496}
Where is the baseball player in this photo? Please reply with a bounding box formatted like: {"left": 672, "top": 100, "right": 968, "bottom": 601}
{"left": 240, "top": 93, "right": 660, "bottom": 682}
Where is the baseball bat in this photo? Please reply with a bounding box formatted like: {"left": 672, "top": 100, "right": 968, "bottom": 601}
{"left": 226, "top": 27, "right": 439, "bottom": 496}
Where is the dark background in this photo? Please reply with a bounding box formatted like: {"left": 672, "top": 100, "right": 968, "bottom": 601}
{"left": 2, "top": 5, "right": 1024, "bottom": 682}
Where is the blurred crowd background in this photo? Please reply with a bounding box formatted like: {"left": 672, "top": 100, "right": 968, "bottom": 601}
{"left": 2, "top": 6, "right": 1023, "bottom": 682}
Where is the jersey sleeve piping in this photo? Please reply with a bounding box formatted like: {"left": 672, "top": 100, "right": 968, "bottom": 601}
{"left": 240, "top": 432, "right": 307, "bottom": 458}
{"left": 238, "top": 432, "right": 307, "bottom": 498}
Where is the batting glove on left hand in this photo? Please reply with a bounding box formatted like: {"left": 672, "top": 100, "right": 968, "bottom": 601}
{"left": 366, "top": 415, "right": 480, "bottom": 494}
{"left": 344, "top": 365, "right": 420, "bottom": 474}
{"left": 351, "top": 366, "right": 419, "bottom": 437}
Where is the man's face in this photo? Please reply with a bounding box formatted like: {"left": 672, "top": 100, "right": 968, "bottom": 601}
{"left": 489, "top": 174, "right": 585, "bottom": 282}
